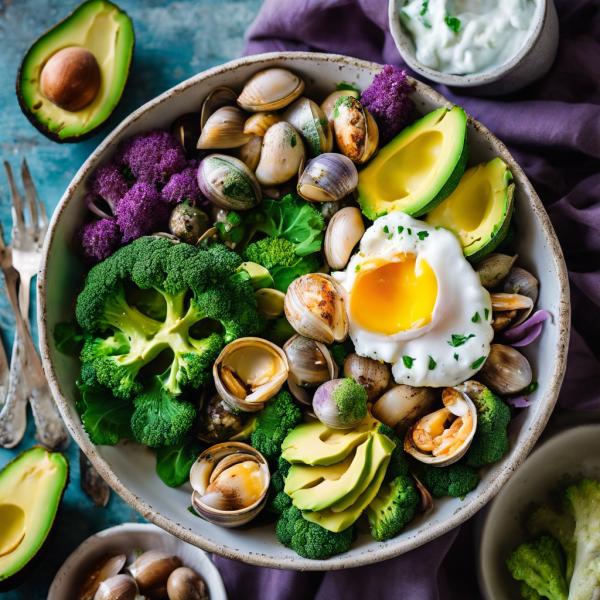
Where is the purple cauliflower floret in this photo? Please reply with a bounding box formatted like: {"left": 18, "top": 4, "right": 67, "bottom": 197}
{"left": 161, "top": 160, "right": 207, "bottom": 206}
{"left": 361, "top": 65, "right": 415, "bottom": 145}
{"left": 73, "top": 219, "right": 122, "bottom": 264}
{"left": 115, "top": 182, "right": 171, "bottom": 242}
{"left": 116, "top": 130, "right": 187, "bottom": 185}
{"left": 89, "top": 162, "right": 130, "bottom": 210}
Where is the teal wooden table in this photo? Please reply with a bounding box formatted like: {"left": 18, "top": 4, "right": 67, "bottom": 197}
{"left": 0, "top": 1, "right": 262, "bottom": 597}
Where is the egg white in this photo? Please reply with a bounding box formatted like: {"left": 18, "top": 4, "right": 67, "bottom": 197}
{"left": 333, "top": 212, "right": 493, "bottom": 387}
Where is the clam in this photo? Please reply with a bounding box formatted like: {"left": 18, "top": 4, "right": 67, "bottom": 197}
{"left": 197, "top": 154, "right": 261, "bottom": 211}
{"left": 319, "top": 193, "right": 359, "bottom": 223}
{"left": 491, "top": 292, "right": 534, "bottom": 329}
{"left": 283, "top": 334, "right": 337, "bottom": 389}
{"left": 213, "top": 337, "right": 289, "bottom": 412}
{"left": 297, "top": 153, "right": 359, "bottom": 203}
{"left": 77, "top": 553, "right": 127, "bottom": 600}
{"left": 231, "top": 134, "right": 262, "bottom": 172}
{"left": 129, "top": 551, "right": 182, "bottom": 599}
{"left": 491, "top": 309, "right": 518, "bottom": 333}
{"left": 312, "top": 378, "right": 368, "bottom": 429}
{"left": 332, "top": 96, "right": 379, "bottom": 164}
{"left": 197, "top": 106, "right": 253, "bottom": 150}
{"left": 404, "top": 387, "right": 477, "bottom": 466}
{"left": 503, "top": 267, "right": 539, "bottom": 327}
{"left": 342, "top": 353, "right": 390, "bottom": 402}
{"left": 244, "top": 111, "right": 283, "bottom": 136}
{"left": 237, "top": 68, "right": 305, "bottom": 112}
{"left": 284, "top": 273, "right": 349, "bottom": 344}
{"left": 200, "top": 86, "right": 237, "bottom": 130}
{"left": 475, "top": 253, "right": 518, "bottom": 289}
{"left": 196, "top": 227, "right": 219, "bottom": 247}
{"left": 371, "top": 385, "right": 438, "bottom": 435}
{"left": 320, "top": 89, "right": 360, "bottom": 131}
{"left": 283, "top": 97, "right": 333, "bottom": 157}
{"left": 324, "top": 206, "right": 364, "bottom": 270}
{"left": 170, "top": 112, "right": 201, "bottom": 156}
{"left": 254, "top": 288, "right": 285, "bottom": 318}
{"left": 93, "top": 575, "right": 138, "bottom": 600}
{"left": 190, "top": 442, "right": 270, "bottom": 527}
{"left": 197, "top": 392, "right": 252, "bottom": 443}
{"left": 169, "top": 205, "right": 211, "bottom": 245}
{"left": 411, "top": 470, "right": 434, "bottom": 514}
{"left": 478, "top": 344, "right": 532, "bottom": 395}
{"left": 167, "top": 567, "right": 208, "bottom": 600}
{"left": 255, "top": 121, "right": 306, "bottom": 186}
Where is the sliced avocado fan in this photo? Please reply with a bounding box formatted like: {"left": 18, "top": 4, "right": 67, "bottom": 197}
{"left": 0, "top": 447, "right": 69, "bottom": 592}
{"left": 424, "top": 157, "right": 515, "bottom": 262}
{"left": 357, "top": 105, "right": 469, "bottom": 219}
{"left": 17, "top": 0, "right": 134, "bottom": 143}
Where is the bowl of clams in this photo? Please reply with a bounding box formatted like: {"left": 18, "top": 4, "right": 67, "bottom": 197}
{"left": 38, "top": 52, "right": 570, "bottom": 570}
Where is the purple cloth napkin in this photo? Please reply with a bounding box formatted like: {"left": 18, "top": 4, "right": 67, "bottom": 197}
{"left": 214, "top": 0, "right": 600, "bottom": 596}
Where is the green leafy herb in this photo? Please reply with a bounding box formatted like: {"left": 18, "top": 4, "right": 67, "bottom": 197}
{"left": 402, "top": 356, "right": 416, "bottom": 369}
{"left": 485, "top": 308, "right": 490, "bottom": 320}
{"left": 388, "top": 234, "right": 394, "bottom": 240}
{"left": 420, "top": 0, "right": 429, "bottom": 15}
{"left": 448, "top": 334, "right": 476, "bottom": 347}
{"left": 407, "top": 228, "right": 412, "bottom": 235}
{"left": 383, "top": 225, "right": 389, "bottom": 233}
{"left": 428, "top": 356, "right": 436, "bottom": 370}
{"left": 434, "top": 226, "right": 441, "bottom": 230}
{"left": 355, "top": 264, "right": 361, "bottom": 272}
{"left": 454, "top": 353, "right": 459, "bottom": 361}
{"left": 336, "top": 82, "right": 360, "bottom": 94}
{"left": 417, "top": 231, "right": 429, "bottom": 241}
{"left": 471, "top": 356, "right": 486, "bottom": 370}
{"left": 445, "top": 14, "right": 461, "bottom": 33}
{"left": 153, "top": 437, "right": 204, "bottom": 488}
{"left": 472, "top": 312, "right": 480, "bottom": 323}
{"left": 54, "top": 319, "right": 86, "bottom": 354}
{"left": 398, "top": 226, "right": 404, "bottom": 234}
{"left": 522, "top": 381, "right": 539, "bottom": 395}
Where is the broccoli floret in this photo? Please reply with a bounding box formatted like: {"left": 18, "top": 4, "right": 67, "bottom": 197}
{"left": 73, "top": 219, "right": 122, "bottom": 264}
{"left": 130, "top": 371, "right": 197, "bottom": 448}
{"left": 563, "top": 479, "right": 600, "bottom": 599}
{"left": 420, "top": 464, "right": 479, "bottom": 499}
{"left": 328, "top": 338, "right": 356, "bottom": 369}
{"left": 90, "top": 162, "right": 130, "bottom": 209}
{"left": 520, "top": 583, "right": 544, "bottom": 600}
{"left": 462, "top": 382, "right": 511, "bottom": 468}
{"left": 377, "top": 423, "right": 409, "bottom": 480}
{"left": 276, "top": 506, "right": 355, "bottom": 560}
{"left": 268, "top": 456, "right": 294, "bottom": 514}
{"left": 507, "top": 536, "right": 568, "bottom": 600}
{"left": 366, "top": 475, "right": 419, "bottom": 542}
{"left": 331, "top": 378, "right": 368, "bottom": 426}
{"left": 80, "top": 331, "right": 130, "bottom": 363}
{"left": 249, "top": 391, "right": 302, "bottom": 461}
{"left": 162, "top": 161, "right": 206, "bottom": 206}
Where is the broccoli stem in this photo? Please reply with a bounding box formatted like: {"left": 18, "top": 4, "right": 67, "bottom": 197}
{"left": 104, "top": 288, "right": 163, "bottom": 341}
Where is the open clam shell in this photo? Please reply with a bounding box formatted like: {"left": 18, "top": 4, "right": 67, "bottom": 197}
{"left": 283, "top": 97, "right": 333, "bottom": 157}
{"left": 200, "top": 86, "right": 237, "bottom": 130}
{"left": 404, "top": 388, "right": 477, "bottom": 466}
{"left": 190, "top": 442, "right": 270, "bottom": 528}
{"left": 237, "top": 68, "right": 305, "bottom": 112}
{"left": 320, "top": 89, "right": 360, "bottom": 132}
{"left": 332, "top": 96, "right": 379, "bottom": 164}
{"left": 213, "top": 337, "right": 289, "bottom": 412}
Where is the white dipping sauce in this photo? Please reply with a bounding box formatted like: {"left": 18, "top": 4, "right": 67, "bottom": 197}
{"left": 400, "top": 0, "right": 539, "bottom": 75}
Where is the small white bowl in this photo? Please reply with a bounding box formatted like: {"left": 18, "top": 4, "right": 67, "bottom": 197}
{"left": 48, "top": 523, "right": 227, "bottom": 600}
{"left": 388, "top": 0, "right": 559, "bottom": 95}
{"left": 477, "top": 423, "right": 600, "bottom": 600}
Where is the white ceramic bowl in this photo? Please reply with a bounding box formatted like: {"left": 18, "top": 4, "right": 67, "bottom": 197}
{"left": 477, "top": 424, "right": 600, "bottom": 600}
{"left": 48, "top": 523, "right": 227, "bottom": 600}
{"left": 38, "top": 52, "right": 570, "bottom": 570}
{"left": 388, "top": 0, "right": 559, "bottom": 95}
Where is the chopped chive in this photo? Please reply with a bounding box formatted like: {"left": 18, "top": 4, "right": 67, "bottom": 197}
{"left": 471, "top": 356, "right": 486, "bottom": 370}
{"left": 484, "top": 308, "right": 490, "bottom": 320}
{"left": 428, "top": 356, "right": 436, "bottom": 370}
{"left": 402, "top": 356, "right": 416, "bottom": 369}
{"left": 472, "top": 312, "right": 479, "bottom": 323}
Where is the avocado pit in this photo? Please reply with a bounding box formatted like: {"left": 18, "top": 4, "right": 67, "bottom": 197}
{"left": 40, "top": 46, "right": 101, "bottom": 112}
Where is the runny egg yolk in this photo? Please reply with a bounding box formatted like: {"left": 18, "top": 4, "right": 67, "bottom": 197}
{"left": 350, "top": 254, "right": 438, "bottom": 335}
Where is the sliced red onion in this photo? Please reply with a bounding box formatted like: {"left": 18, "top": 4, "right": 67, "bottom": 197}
{"left": 84, "top": 192, "right": 116, "bottom": 221}
{"left": 508, "top": 396, "right": 531, "bottom": 408}
{"left": 498, "top": 310, "right": 550, "bottom": 347}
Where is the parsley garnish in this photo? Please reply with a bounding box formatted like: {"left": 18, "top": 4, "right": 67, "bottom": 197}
{"left": 398, "top": 226, "right": 404, "bottom": 234}
{"left": 471, "top": 356, "right": 486, "bottom": 370}
{"left": 355, "top": 264, "right": 361, "bottom": 272}
{"left": 522, "top": 381, "right": 539, "bottom": 395}
{"left": 402, "top": 356, "right": 416, "bottom": 369}
{"left": 336, "top": 82, "right": 360, "bottom": 94}
{"left": 434, "top": 226, "right": 441, "bottom": 230}
{"left": 484, "top": 308, "right": 490, "bottom": 320}
{"left": 454, "top": 353, "right": 459, "bottom": 361}
{"left": 417, "top": 231, "right": 429, "bottom": 241}
{"left": 445, "top": 14, "right": 461, "bottom": 33}
{"left": 472, "top": 312, "right": 479, "bottom": 323}
{"left": 428, "top": 356, "right": 436, "bottom": 370}
{"left": 383, "top": 225, "right": 389, "bottom": 233}
{"left": 448, "top": 334, "right": 475, "bottom": 347}
{"left": 388, "top": 234, "right": 394, "bottom": 240}
{"left": 407, "top": 228, "right": 412, "bottom": 235}
{"left": 420, "top": 0, "right": 429, "bottom": 15}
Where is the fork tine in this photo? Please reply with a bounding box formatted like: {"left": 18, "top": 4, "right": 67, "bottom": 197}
{"left": 4, "top": 162, "right": 25, "bottom": 233}
{"left": 21, "top": 158, "right": 38, "bottom": 227}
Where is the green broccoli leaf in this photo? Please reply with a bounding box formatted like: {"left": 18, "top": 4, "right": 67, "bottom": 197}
{"left": 153, "top": 437, "right": 205, "bottom": 488}
{"left": 54, "top": 319, "right": 87, "bottom": 354}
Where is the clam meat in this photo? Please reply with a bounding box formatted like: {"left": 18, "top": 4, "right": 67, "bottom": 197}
{"left": 197, "top": 393, "right": 252, "bottom": 443}
{"left": 332, "top": 96, "right": 379, "bottom": 164}
{"left": 320, "top": 89, "right": 360, "bottom": 131}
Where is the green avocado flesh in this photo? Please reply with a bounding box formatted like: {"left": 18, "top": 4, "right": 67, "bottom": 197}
{"left": 18, "top": 0, "right": 134, "bottom": 142}
{"left": 0, "top": 447, "right": 69, "bottom": 590}
{"left": 357, "top": 106, "right": 469, "bottom": 219}
{"left": 424, "top": 157, "right": 515, "bottom": 262}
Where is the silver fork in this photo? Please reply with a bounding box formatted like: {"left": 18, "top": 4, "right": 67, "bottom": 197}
{"left": 0, "top": 160, "right": 69, "bottom": 449}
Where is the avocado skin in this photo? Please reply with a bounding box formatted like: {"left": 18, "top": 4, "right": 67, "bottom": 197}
{"left": 15, "top": 0, "right": 134, "bottom": 144}
{"left": 0, "top": 446, "right": 70, "bottom": 593}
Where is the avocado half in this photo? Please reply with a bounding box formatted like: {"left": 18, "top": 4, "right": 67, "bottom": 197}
{"left": 357, "top": 106, "right": 469, "bottom": 219}
{"left": 425, "top": 157, "right": 515, "bottom": 262}
{"left": 17, "top": 0, "right": 134, "bottom": 143}
{"left": 0, "top": 446, "right": 69, "bottom": 592}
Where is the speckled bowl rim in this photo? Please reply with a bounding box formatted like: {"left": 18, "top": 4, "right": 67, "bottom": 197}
{"left": 38, "top": 51, "right": 570, "bottom": 571}
{"left": 388, "top": 0, "right": 548, "bottom": 87}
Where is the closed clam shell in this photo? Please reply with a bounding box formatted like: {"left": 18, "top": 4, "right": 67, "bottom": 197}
{"left": 244, "top": 111, "right": 283, "bottom": 136}
{"left": 503, "top": 267, "right": 539, "bottom": 327}
{"left": 333, "top": 96, "right": 379, "bottom": 164}
{"left": 478, "top": 344, "right": 532, "bottom": 395}
{"left": 77, "top": 553, "right": 127, "bottom": 600}
{"left": 283, "top": 334, "right": 337, "bottom": 388}
{"left": 324, "top": 206, "right": 365, "bottom": 270}
{"left": 93, "top": 575, "right": 138, "bottom": 600}
{"left": 283, "top": 97, "right": 333, "bottom": 157}
{"left": 200, "top": 86, "right": 237, "bottom": 130}
{"left": 255, "top": 121, "right": 306, "bottom": 186}
{"left": 297, "top": 153, "right": 359, "bottom": 203}
{"left": 197, "top": 106, "right": 253, "bottom": 150}
{"left": 232, "top": 134, "right": 263, "bottom": 172}
{"left": 320, "top": 89, "right": 360, "bottom": 131}
{"left": 343, "top": 353, "right": 390, "bottom": 402}
{"left": 284, "top": 273, "right": 349, "bottom": 344}
{"left": 129, "top": 551, "right": 182, "bottom": 599}
{"left": 238, "top": 68, "right": 305, "bottom": 112}
{"left": 475, "top": 253, "right": 518, "bottom": 289}
{"left": 190, "top": 442, "right": 270, "bottom": 528}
